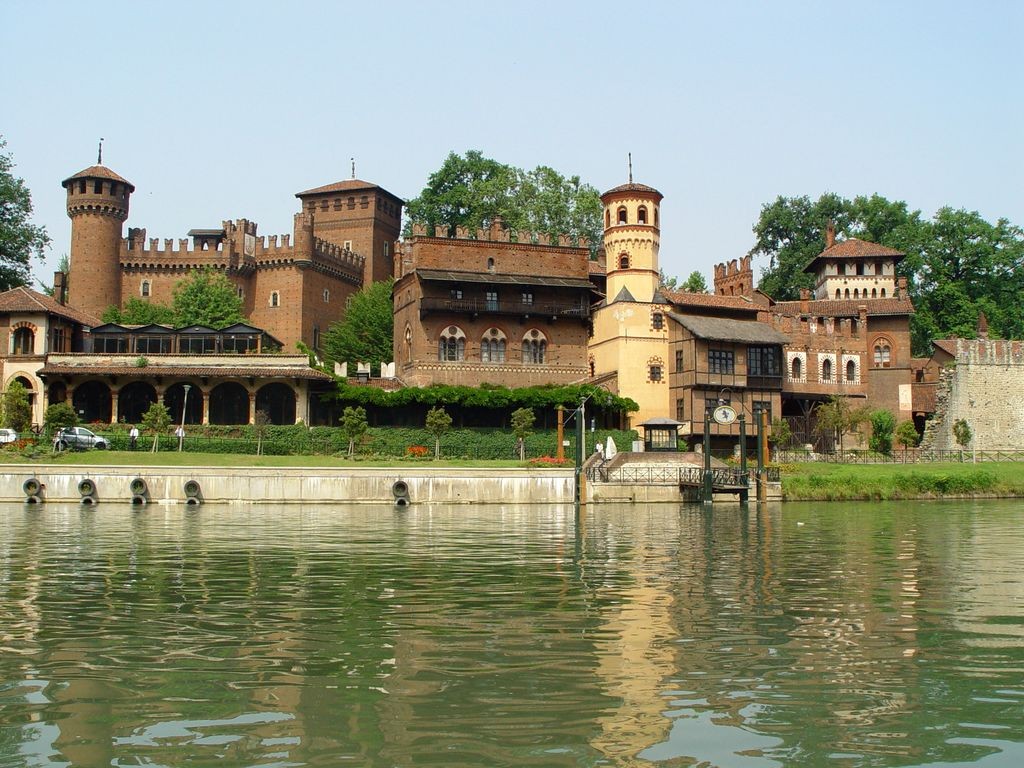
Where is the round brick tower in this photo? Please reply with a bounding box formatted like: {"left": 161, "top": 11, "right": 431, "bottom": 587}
{"left": 62, "top": 164, "right": 134, "bottom": 318}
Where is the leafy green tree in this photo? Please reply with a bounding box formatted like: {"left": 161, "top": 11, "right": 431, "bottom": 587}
{"left": 0, "top": 137, "right": 50, "bottom": 291}
{"left": 868, "top": 409, "right": 896, "bottom": 456}
{"left": 952, "top": 418, "right": 972, "bottom": 449}
{"left": 103, "top": 297, "right": 177, "bottom": 325}
{"left": 895, "top": 420, "right": 921, "bottom": 452}
{"left": 425, "top": 406, "right": 453, "bottom": 459}
{"left": 323, "top": 278, "right": 394, "bottom": 366}
{"left": 769, "top": 417, "right": 793, "bottom": 449}
{"left": 141, "top": 401, "right": 172, "bottom": 452}
{"left": 44, "top": 401, "right": 77, "bottom": 438}
{"left": 815, "top": 395, "right": 871, "bottom": 452}
{"left": 405, "top": 150, "right": 602, "bottom": 248}
{"left": 172, "top": 267, "right": 245, "bottom": 328}
{"left": 2, "top": 380, "right": 32, "bottom": 432}
{"left": 681, "top": 271, "right": 709, "bottom": 293}
{"left": 340, "top": 406, "right": 368, "bottom": 458}
{"left": 510, "top": 407, "right": 535, "bottom": 460}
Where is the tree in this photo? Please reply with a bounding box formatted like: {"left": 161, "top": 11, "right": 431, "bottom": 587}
{"left": 340, "top": 405, "right": 368, "bottom": 458}
{"left": 868, "top": 409, "right": 896, "bottom": 456}
{"left": 323, "top": 278, "right": 394, "bottom": 367}
{"left": 2, "top": 380, "right": 32, "bottom": 432}
{"left": 172, "top": 267, "right": 245, "bottom": 328}
{"left": 658, "top": 269, "right": 678, "bottom": 290}
{"left": 510, "top": 407, "right": 535, "bottom": 460}
{"left": 40, "top": 253, "right": 69, "bottom": 297}
{"left": 405, "top": 150, "right": 602, "bottom": 249}
{"left": 0, "top": 137, "right": 49, "bottom": 291}
{"left": 895, "top": 420, "right": 921, "bottom": 453}
{"left": 952, "top": 418, "right": 972, "bottom": 449}
{"left": 681, "top": 271, "right": 709, "bottom": 293}
{"left": 769, "top": 417, "right": 793, "bottom": 449}
{"left": 103, "top": 297, "right": 177, "bottom": 325}
{"left": 425, "top": 406, "right": 453, "bottom": 459}
{"left": 141, "top": 401, "right": 172, "bottom": 452}
{"left": 44, "top": 402, "right": 77, "bottom": 438}
{"left": 253, "top": 409, "right": 270, "bottom": 456}
{"left": 815, "top": 395, "right": 871, "bottom": 452}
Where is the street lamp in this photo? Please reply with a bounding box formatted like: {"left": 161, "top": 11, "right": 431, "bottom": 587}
{"left": 179, "top": 384, "right": 191, "bottom": 451}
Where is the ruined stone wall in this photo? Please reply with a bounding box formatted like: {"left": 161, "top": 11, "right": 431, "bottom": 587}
{"left": 920, "top": 339, "right": 1024, "bottom": 451}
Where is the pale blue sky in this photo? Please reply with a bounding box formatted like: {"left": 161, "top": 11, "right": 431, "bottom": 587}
{"left": 3, "top": 0, "right": 1021, "bottom": 288}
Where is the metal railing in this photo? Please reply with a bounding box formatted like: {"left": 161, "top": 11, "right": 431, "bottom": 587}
{"left": 588, "top": 465, "right": 750, "bottom": 488}
{"left": 774, "top": 449, "right": 1024, "bottom": 464}
{"left": 420, "top": 297, "right": 590, "bottom": 319}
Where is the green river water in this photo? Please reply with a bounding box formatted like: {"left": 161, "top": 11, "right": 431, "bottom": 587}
{"left": 1, "top": 500, "right": 1022, "bottom": 767}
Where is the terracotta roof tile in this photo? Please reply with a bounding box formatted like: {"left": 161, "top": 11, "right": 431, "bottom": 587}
{"left": 40, "top": 362, "right": 333, "bottom": 380}
{"left": 803, "top": 237, "right": 905, "bottom": 273}
{"left": 296, "top": 178, "right": 398, "bottom": 198}
{"left": 602, "top": 182, "right": 663, "bottom": 198}
{"left": 588, "top": 260, "right": 606, "bottom": 275}
{"left": 0, "top": 286, "right": 102, "bottom": 326}
{"left": 772, "top": 297, "right": 915, "bottom": 317}
{"left": 932, "top": 339, "right": 959, "bottom": 356}
{"left": 61, "top": 165, "right": 135, "bottom": 191}
{"left": 662, "top": 289, "right": 761, "bottom": 312}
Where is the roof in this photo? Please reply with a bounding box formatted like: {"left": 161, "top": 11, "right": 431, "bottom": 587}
{"left": 602, "top": 182, "right": 663, "bottom": 199}
{"left": 932, "top": 339, "right": 958, "bottom": 356}
{"left": 61, "top": 165, "right": 135, "bottom": 191}
{"left": 40, "top": 359, "right": 332, "bottom": 381}
{"left": 662, "top": 289, "right": 762, "bottom": 313}
{"left": 416, "top": 268, "right": 594, "bottom": 290}
{"left": 0, "top": 286, "right": 102, "bottom": 326}
{"left": 667, "top": 312, "right": 789, "bottom": 344}
{"left": 803, "top": 237, "right": 905, "bottom": 273}
{"left": 588, "top": 260, "right": 606, "bottom": 275}
{"left": 772, "top": 297, "right": 915, "bottom": 317}
{"left": 612, "top": 286, "right": 636, "bottom": 302}
{"left": 638, "top": 417, "right": 684, "bottom": 428}
{"left": 295, "top": 178, "right": 400, "bottom": 199}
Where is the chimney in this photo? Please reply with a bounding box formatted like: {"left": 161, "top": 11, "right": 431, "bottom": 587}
{"left": 799, "top": 288, "right": 810, "bottom": 314}
{"left": 897, "top": 276, "right": 907, "bottom": 297}
{"left": 858, "top": 305, "right": 868, "bottom": 334}
{"left": 977, "top": 310, "right": 989, "bottom": 339}
{"left": 825, "top": 220, "right": 836, "bottom": 249}
{"left": 53, "top": 271, "right": 67, "bottom": 305}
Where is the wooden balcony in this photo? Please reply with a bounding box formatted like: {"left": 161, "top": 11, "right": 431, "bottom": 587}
{"left": 420, "top": 297, "right": 591, "bottom": 321}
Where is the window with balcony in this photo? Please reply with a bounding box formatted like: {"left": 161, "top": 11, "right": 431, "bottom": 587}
{"left": 485, "top": 290, "right": 498, "bottom": 311}
{"left": 521, "top": 292, "right": 534, "bottom": 306}
{"left": 708, "top": 349, "right": 734, "bottom": 374}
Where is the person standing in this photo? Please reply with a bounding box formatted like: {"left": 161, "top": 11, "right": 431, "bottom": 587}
{"left": 129, "top": 424, "right": 139, "bottom": 450}
{"left": 175, "top": 424, "right": 185, "bottom": 451}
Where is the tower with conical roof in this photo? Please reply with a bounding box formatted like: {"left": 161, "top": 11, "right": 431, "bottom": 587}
{"left": 62, "top": 154, "right": 134, "bottom": 318}
{"left": 590, "top": 169, "right": 672, "bottom": 427}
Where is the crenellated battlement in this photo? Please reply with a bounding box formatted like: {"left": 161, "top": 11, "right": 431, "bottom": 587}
{"left": 713, "top": 255, "right": 754, "bottom": 297}
{"left": 408, "top": 220, "right": 589, "bottom": 251}
{"left": 955, "top": 338, "right": 1024, "bottom": 366}
{"left": 769, "top": 311, "right": 863, "bottom": 342}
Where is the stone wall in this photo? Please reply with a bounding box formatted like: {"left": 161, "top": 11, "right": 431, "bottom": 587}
{"left": 920, "top": 339, "right": 1024, "bottom": 451}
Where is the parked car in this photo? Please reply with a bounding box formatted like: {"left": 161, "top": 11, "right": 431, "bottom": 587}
{"left": 53, "top": 426, "right": 109, "bottom": 451}
{"left": 0, "top": 428, "right": 18, "bottom": 444}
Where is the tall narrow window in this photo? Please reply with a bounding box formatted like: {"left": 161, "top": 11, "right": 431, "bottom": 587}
{"left": 485, "top": 290, "right": 498, "bottom": 311}
{"left": 523, "top": 330, "right": 547, "bottom": 364}
{"left": 617, "top": 206, "right": 627, "bottom": 225}
{"left": 791, "top": 357, "right": 802, "bottom": 380}
{"left": 638, "top": 206, "right": 648, "bottom": 224}
{"left": 822, "top": 358, "right": 833, "bottom": 381}
{"left": 270, "top": 291, "right": 280, "bottom": 307}
{"left": 846, "top": 359, "right": 857, "bottom": 382}
{"left": 438, "top": 326, "right": 465, "bottom": 362}
{"left": 619, "top": 254, "right": 630, "bottom": 269}
{"left": 141, "top": 280, "right": 151, "bottom": 297}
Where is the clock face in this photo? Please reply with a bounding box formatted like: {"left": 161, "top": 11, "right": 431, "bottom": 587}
{"left": 713, "top": 405, "right": 737, "bottom": 425}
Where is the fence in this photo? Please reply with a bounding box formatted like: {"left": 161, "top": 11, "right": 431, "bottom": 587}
{"left": 587, "top": 465, "right": 777, "bottom": 486}
{"left": 774, "top": 448, "right": 1024, "bottom": 464}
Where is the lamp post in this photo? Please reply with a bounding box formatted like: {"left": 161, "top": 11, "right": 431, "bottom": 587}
{"left": 179, "top": 384, "right": 191, "bottom": 452}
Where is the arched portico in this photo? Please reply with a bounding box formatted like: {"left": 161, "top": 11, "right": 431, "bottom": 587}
{"left": 256, "top": 382, "right": 297, "bottom": 425}
{"left": 72, "top": 380, "right": 112, "bottom": 423}
{"left": 209, "top": 381, "right": 251, "bottom": 425}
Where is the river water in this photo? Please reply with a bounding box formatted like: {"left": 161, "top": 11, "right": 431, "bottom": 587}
{"left": 1, "top": 500, "right": 1022, "bottom": 767}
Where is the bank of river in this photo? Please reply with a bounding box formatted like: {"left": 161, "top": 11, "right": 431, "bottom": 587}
{"left": 2, "top": 499, "right": 1022, "bottom": 766}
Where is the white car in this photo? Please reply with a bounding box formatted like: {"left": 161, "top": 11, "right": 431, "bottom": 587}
{"left": 0, "top": 428, "right": 17, "bottom": 444}
{"left": 54, "top": 426, "right": 109, "bottom": 451}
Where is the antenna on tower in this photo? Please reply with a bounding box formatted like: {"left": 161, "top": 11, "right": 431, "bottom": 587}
{"left": 628, "top": 152, "right": 633, "bottom": 184}
{"left": 351, "top": 158, "right": 356, "bottom": 179}
{"left": 98, "top": 138, "right": 104, "bottom": 165}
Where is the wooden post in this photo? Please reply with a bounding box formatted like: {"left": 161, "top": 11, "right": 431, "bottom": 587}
{"left": 556, "top": 405, "right": 565, "bottom": 461}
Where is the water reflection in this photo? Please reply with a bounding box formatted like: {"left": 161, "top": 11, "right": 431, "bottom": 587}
{"left": 0, "top": 500, "right": 1022, "bottom": 766}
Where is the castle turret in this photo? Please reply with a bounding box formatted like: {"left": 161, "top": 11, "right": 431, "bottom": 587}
{"left": 63, "top": 164, "right": 134, "bottom": 318}
{"left": 601, "top": 180, "right": 663, "bottom": 303}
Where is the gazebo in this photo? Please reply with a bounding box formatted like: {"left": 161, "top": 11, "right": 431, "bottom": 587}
{"left": 637, "top": 417, "right": 683, "bottom": 452}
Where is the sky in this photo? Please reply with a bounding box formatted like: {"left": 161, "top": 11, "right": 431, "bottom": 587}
{"left": 3, "top": 0, "right": 1022, "bottom": 290}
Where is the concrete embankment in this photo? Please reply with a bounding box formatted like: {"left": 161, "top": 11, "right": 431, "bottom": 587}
{"left": 4, "top": 465, "right": 576, "bottom": 506}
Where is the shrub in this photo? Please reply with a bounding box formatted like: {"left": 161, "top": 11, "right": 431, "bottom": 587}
{"left": 868, "top": 410, "right": 896, "bottom": 456}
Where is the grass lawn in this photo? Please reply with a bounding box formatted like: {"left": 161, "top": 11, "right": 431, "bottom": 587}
{"left": 0, "top": 449, "right": 550, "bottom": 470}
{"left": 781, "top": 461, "right": 1024, "bottom": 500}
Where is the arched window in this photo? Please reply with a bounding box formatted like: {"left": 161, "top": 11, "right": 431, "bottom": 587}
{"left": 844, "top": 288, "right": 850, "bottom": 299}
{"left": 480, "top": 328, "right": 506, "bottom": 363}
{"left": 523, "top": 330, "right": 547, "bottom": 365}
{"left": 323, "top": 289, "right": 330, "bottom": 303}
{"left": 12, "top": 327, "right": 34, "bottom": 355}
{"left": 605, "top": 210, "right": 610, "bottom": 228}
{"left": 880, "top": 287, "right": 887, "bottom": 297}
{"left": 141, "top": 280, "right": 151, "bottom": 297}
{"left": 438, "top": 326, "right": 465, "bottom": 362}
{"left": 873, "top": 341, "right": 892, "bottom": 368}
{"left": 619, "top": 253, "right": 630, "bottom": 270}
{"left": 872, "top": 287, "right": 877, "bottom": 298}
{"left": 617, "top": 206, "right": 627, "bottom": 225}
{"left": 270, "top": 291, "right": 280, "bottom": 308}
{"left": 853, "top": 288, "right": 859, "bottom": 299}
{"left": 654, "top": 207, "right": 659, "bottom": 226}
{"left": 403, "top": 326, "right": 412, "bottom": 363}
{"left": 487, "top": 257, "right": 495, "bottom": 272}
{"left": 791, "top": 357, "right": 802, "bottom": 380}
{"left": 835, "top": 289, "right": 841, "bottom": 299}
{"left": 846, "top": 359, "right": 856, "bottom": 382}
{"left": 638, "top": 206, "right": 648, "bottom": 224}
{"left": 822, "top": 358, "right": 833, "bottom": 381}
